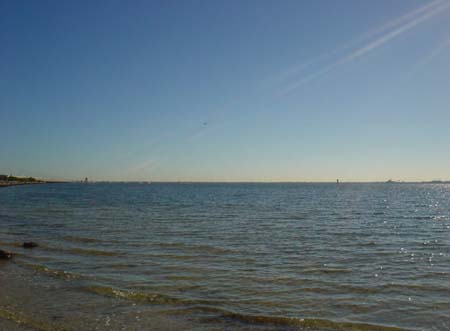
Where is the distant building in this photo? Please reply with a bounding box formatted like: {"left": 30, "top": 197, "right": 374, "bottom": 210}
{"left": 0, "top": 174, "right": 7, "bottom": 181}
{"left": 84, "top": 177, "right": 88, "bottom": 183}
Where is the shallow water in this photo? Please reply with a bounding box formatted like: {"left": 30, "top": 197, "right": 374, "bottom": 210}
{"left": 1, "top": 183, "right": 450, "bottom": 330}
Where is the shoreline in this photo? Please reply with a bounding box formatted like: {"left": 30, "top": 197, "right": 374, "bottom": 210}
{"left": 0, "top": 181, "right": 66, "bottom": 188}
{"left": 0, "top": 182, "right": 42, "bottom": 188}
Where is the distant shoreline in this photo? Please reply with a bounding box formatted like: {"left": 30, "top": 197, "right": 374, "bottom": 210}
{"left": 1, "top": 180, "right": 450, "bottom": 187}
{"left": 0, "top": 181, "right": 66, "bottom": 188}
{"left": 0, "top": 182, "right": 44, "bottom": 188}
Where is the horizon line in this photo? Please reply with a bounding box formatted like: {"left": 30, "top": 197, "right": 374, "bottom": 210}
{"left": 46, "top": 180, "right": 450, "bottom": 184}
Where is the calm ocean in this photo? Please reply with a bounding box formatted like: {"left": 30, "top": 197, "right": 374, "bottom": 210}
{"left": 1, "top": 183, "right": 449, "bottom": 331}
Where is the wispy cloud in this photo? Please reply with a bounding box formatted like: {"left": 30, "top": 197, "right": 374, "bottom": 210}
{"left": 278, "top": 0, "right": 450, "bottom": 95}
{"left": 126, "top": 158, "right": 158, "bottom": 176}
{"left": 123, "top": 121, "right": 216, "bottom": 180}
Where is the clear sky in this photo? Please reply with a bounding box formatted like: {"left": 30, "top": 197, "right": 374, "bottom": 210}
{"left": 1, "top": 0, "right": 450, "bottom": 182}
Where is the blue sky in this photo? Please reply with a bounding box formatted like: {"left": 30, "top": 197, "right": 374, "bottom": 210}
{"left": 1, "top": 0, "right": 450, "bottom": 182}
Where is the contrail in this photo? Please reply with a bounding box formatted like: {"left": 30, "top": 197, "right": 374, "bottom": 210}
{"left": 358, "top": 0, "right": 444, "bottom": 41}
{"left": 339, "top": 1, "right": 450, "bottom": 65}
{"left": 276, "top": 0, "right": 444, "bottom": 84}
{"left": 414, "top": 36, "right": 450, "bottom": 69}
{"left": 279, "top": 0, "right": 450, "bottom": 95}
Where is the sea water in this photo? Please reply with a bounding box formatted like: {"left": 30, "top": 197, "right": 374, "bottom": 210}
{"left": 1, "top": 183, "right": 449, "bottom": 330}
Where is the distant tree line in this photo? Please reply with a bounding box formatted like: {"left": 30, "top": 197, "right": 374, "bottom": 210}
{"left": 0, "top": 175, "right": 39, "bottom": 182}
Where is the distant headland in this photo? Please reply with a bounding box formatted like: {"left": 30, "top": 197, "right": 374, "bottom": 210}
{"left": 0, "top": 174, "right": 65, "bottom": 188}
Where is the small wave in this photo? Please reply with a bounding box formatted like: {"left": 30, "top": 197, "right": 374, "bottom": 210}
{"left": 107, "top": 263, "right": 139, "bottom": 269}
{"left": 86, "top": 286, "right": 407, "bottom": 331}
{"left": 62, "top": 235, "right": 103, "bottom": 243}
{"left": 165, "top": 274, "right": 203, "bottom": 281}
{"left": 284, "top": 214, "right": 308, "bottom": 220}
{"left": 173, "top": 306, "right": 412, "bottom": 331}
{"left": 87, "top": 285, "right": 188, "bottom": 305}
{"left": 381, "top": 283, "right": 450, "bottom": 293}
{"left": 66, "top": 247, "right": 120, "bottom": 257}
{"left": 338, "top": 284, "right": 378, "bottom": 294}
{"left": 300, "top": 285, "right": 377, "bottom": 295}
{"left": 0, "top": 240, "right": 44, "bottom": 250}
{"left": 413, "top": 216, "right": 433, "bottom": 220}
{"left": 14, "top": 253, "right": 54, "bottom": 262}
{"left": 17, "top": 262, "right": 82, "bottom": 281}
{"left": 361, "top": 241, "right": 377, "bottom": 246}
{"left": 155, "top": 242, "right": 235, "bottom": 255}
{"left": 42, "top": 223, "right": 67, "bottom": 229}
{"left": 298, "top": 286, "right": 335, "bottom": 294}
{"left": 149, "top": 253, "right": 199, "bottom": 260}
{"left": 221, "top": 313, "right": 408, "bottom": 331}
{"left": 86, "top": 285, "right": 221, "bottom": 306}
{"left": 302, "top": 267, "right": 353, "bottom": 274}
{"left": 12, "top": 241, "right": 121, "bottom": 257}
{"left": 0, "top": 240, "right": 20, "bottom": 248}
